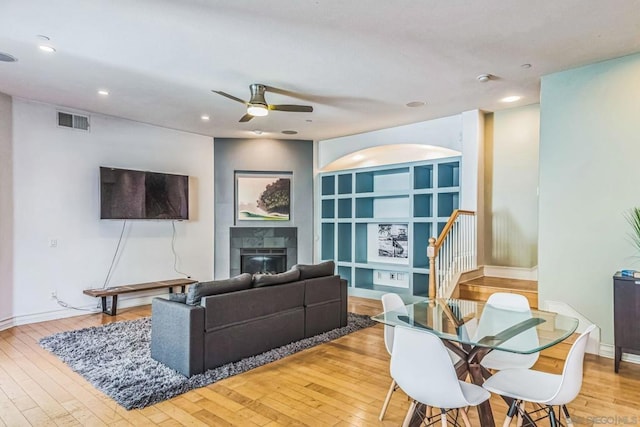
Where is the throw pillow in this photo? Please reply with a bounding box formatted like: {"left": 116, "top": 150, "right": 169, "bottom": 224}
{"left": 169, "top": 292, "right": 187, "bottom": 304}
{"left": 293, "top": 260, "right": 336, "bottom": 280}
{"left": 253, "top": 268, "right": 301, "bottom": 288}
{"left": 186, "top": 273, "right": 253, "bottom": 305}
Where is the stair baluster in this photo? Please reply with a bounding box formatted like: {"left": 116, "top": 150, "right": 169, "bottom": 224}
{"left": 428, "top": 210, "right": 477, "bottom": 299}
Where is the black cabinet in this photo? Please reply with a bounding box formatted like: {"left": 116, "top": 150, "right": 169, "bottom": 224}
{"left": 613, "top": 274, "right": 640, "bottom": 373}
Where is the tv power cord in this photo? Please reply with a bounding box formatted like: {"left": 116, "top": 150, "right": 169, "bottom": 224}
{"left": 52, "top": 293, "right": 102, "bottom": 313}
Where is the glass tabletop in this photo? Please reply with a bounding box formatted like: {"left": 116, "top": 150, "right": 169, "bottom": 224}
{"left": 371, "top": 298, "right": 579, "bottom": 354}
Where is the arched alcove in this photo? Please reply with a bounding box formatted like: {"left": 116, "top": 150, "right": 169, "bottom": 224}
{"left": 320, "top": 144, "right": 461, "bottom": 172}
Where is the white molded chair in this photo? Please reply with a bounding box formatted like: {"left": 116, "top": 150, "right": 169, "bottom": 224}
{"left": 379, "top": 293, "right": 408, "bottom": 421}
{"left": 391, "top": 326, "right": 491, "bottom": 427}
{"left": 482, "top": 324, "right": 596, "bottom": 427}
{"left": 476, "top": 293, "right": 539, "bottom": 371}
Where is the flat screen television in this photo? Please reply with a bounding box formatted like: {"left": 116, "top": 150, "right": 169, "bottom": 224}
{"left": 100, "top": 167, "right": 189, "bottom": 220}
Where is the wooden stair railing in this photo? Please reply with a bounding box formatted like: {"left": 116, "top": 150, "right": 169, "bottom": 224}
{"left": 427, "top": 210, "right": 477, "bottom": 299}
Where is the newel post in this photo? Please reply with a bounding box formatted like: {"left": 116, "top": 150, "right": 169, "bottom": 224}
{"left": 427, "top": 237, "right": 436, "bottom": 299}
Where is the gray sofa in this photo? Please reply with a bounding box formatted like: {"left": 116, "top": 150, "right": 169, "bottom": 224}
{"left": 150, "top": 261, "right": 347, "bottom": 377}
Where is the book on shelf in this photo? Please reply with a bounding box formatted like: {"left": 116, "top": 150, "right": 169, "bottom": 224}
{"left": 620, "top": 269, "right": 640, "bottom": 278}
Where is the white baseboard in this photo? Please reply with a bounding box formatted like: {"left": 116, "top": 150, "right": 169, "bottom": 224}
{"left": 0, "top": 317, "right": 14, "bottom": 331}
{"left": 598, "top": 343, "right": 640, "bottom": 365}
{"left": 0, "top": 294, "right": 164, "bottom": 332}
{"left": 482, "top": 265, "right": 538, "bottom": 281}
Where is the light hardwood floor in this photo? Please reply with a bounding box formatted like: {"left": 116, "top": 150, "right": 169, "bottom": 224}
{"left": 0, "top": 297, "right": 639, "bottom": 426}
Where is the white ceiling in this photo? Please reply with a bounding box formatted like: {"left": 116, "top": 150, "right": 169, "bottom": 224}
{"left": 1, "top": 0, "right": 639, "bottom": 141}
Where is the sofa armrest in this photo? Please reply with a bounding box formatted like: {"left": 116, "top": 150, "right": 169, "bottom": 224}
{"left": 150, "top": 298, "right": 205, "bottom": 377}
{"left": 340, "top": 278, "right": 348, "bottom": 327}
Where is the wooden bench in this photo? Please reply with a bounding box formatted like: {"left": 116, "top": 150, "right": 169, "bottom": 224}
{"left": 83, "top": 278, "right": 197, "bottom": 316}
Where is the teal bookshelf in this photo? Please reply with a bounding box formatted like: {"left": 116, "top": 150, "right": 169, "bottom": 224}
{"left": 319, "top": 157, "right": 461, "bottom": 298}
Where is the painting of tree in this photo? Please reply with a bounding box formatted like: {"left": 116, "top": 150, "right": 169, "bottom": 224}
{"left": 236, "top": 173, "right": 291, "bottom": 221}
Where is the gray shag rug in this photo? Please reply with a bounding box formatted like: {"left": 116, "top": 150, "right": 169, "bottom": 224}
{"left": 39, "top": 313, "right": 376, "bottom": 410}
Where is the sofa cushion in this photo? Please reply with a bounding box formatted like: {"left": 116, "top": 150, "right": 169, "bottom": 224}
{"left": 304, "top": 275, "right": 342, "bottom": 305}
{"left": 169, "top": 292, "right": 187, "bottom": 304}
{"left": 293, "top": 260, "right": 335, "bottom": 280}
{"left": 253, "top": 269, "right": 301, "bottom": 288}
{"left": 186, "top": 273, "right": 253, "bottom": 305}
{"left": 203, "top": 281, "right": 305, "bottom": 330}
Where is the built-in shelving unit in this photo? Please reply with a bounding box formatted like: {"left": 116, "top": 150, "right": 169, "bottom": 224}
{"left": 319, "top": 157, "right": 461, "bottom": 298}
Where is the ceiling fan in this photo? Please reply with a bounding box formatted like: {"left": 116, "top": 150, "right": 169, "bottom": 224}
{"left": 212, "top": 84, "right": 313, "bottom": 122}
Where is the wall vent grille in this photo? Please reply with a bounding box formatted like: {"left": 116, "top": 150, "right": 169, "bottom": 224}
{"left": 57, "top": 111, "right": 90, "bottom": 131}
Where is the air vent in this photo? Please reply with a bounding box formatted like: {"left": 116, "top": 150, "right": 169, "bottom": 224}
{"left": 57, "top": 111, "right": 90, "bottom": 131}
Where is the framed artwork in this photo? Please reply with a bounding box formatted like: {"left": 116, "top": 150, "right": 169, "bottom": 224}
{"left": 367, "top": 223, "right": 409, "bottom": 264}
{"left": 235, "top": 172, "right": 292, "bottom": 222}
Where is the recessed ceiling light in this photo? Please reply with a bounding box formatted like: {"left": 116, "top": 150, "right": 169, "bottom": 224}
{"left": 98, "top": 90, "right": 109, "bottom": 96}
{"left": 501, "top": 95, "right": 521, "bottom": 103}
{"left": 521, "top": 63, "right": 532, "bottom": 69}
{"left": 406, "top": 101, "right": 426, "bottom": 108}
{"left": 36, "top": 35, "right": 50, "bottom": 41}
{"left": 477, "top": 74, "right": 492, "bottom": 83}
{"left": 282, "top": 130, "right": 298, "bottom": 135}
{"left": 38, "top": 45, "right": 56, "bottom": 53}
{"left": 0, "top": 52, "right": 17, "bottom": 62}
{"left": 253, "top": 129, "right": 263, "bottom": 135}
{"left": 200, "top": 115, "right": 210, "bottom": 121}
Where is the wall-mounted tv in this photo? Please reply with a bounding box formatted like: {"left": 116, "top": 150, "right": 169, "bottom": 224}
{"left": 100, "top": 167, "right": 189, "bottom": 220}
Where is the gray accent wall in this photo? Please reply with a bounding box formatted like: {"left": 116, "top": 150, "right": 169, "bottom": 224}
{"left": 214, "top": 138, "right": 313, "bottom": 279}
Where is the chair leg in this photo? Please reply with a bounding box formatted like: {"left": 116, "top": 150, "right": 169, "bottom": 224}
{"left": 516, "top": 401, "right": 525, "bottom": 427}
{"left": 402, "top": 400, "right": 417, "bottom": 427}
{"left": 549, "top": 406, "right": 558, "bottom": 427}
{"left": 562, "top": 405, "right": 574, "bottom": 427}
{"left": 379, "top": 379, "right": 397, "bottom": 421}
{"left": 440, "top": 409, "right": 447, "bottom": 427}
{"left": 460, "top": 407, "right": 472, "bottom": 427}
{"left": 503, "top": 400, "right": 519, "bottom": 427}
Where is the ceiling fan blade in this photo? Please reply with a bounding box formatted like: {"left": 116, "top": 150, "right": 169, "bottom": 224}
{"left": 212, "top": 90, "right": 248, "bottom": 105}
{"left": 239, "top": 114, "right": 254, "bottom": 122}
{"left": 269, "top": 104, "right": 313, "bottom": 113}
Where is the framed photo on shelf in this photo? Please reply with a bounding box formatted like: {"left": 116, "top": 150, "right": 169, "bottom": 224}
{"left": 235, "top": 172, "right": 292, "bottom": 222}
{"left": 367, "top": 223, "right": 409, "bottom": 265}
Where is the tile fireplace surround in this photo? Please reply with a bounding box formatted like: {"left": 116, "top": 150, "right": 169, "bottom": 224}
{"left": 229, "top": 227, "right": 297, "bottom": 277}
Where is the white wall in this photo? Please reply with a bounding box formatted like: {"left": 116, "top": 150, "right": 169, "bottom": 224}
{"left": 538, "top": 52, "right": 640, "bottom": 344}
{"left": 0, "top": 93, "right": 13, "bottom": 325}
{"left": 484, "top": 104, "right": 540, "bottom": 268}
{"left": 11, "top": 99, "right": 214, "bottom": 322}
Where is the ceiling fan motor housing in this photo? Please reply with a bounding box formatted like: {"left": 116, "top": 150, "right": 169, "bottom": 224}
{"left": 249, "top": 84, "right": 268, "bottom": 106}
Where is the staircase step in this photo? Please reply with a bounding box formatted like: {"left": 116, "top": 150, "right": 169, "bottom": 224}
{"left": 458, "top": 276, "right": 538, "bottom": 309}
{"left": 540, "top": 332, "right": 579, "bottom": 361}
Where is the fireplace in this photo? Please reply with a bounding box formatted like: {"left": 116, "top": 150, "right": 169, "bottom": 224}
{"left": 230, "top": 227, "right": 297, "bottom": 277}
{"left": 241, "top": 248, "right": 287, "bottom": 275}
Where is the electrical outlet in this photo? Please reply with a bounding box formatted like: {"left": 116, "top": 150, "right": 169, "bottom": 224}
{"left": 50, "top": 290, "right": 57, "bottom": 299}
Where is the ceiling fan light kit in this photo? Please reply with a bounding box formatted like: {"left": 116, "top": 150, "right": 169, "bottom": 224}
{"left": 247, "top": 104, "right": 268, "bottom": 117}
{"left": 213, "top": 83, "right": 313, "bottom": 122}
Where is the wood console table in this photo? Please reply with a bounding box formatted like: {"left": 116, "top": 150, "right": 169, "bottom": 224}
{"left": 83, "top": 278, "right": 197, "bottom": 315}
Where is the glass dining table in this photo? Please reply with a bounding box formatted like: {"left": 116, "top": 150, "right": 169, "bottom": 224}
{"left": 371, "top": 297, "right": 579, "bottom": 427}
